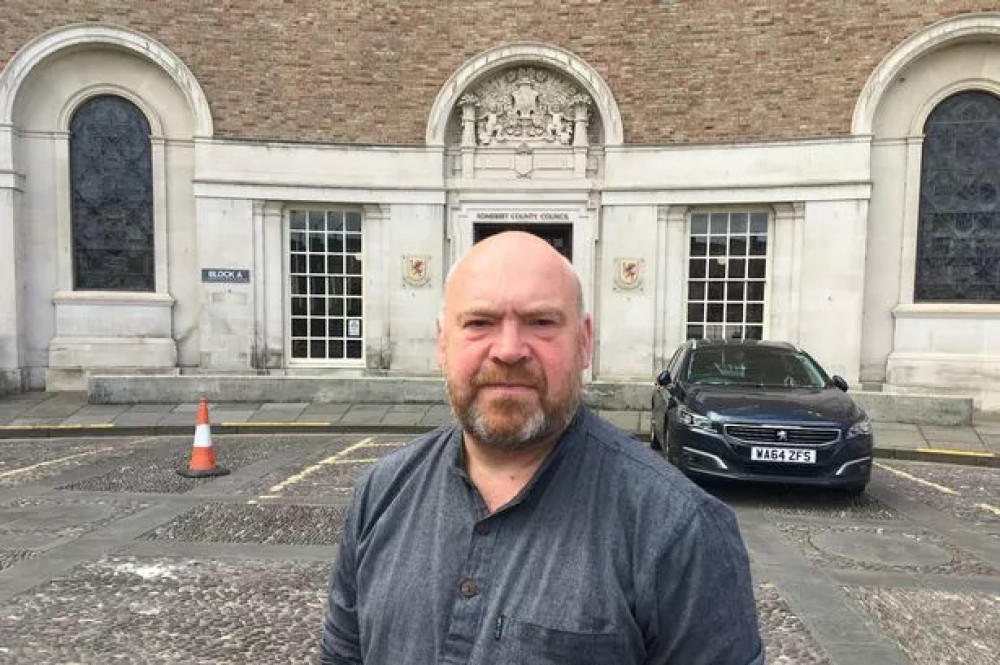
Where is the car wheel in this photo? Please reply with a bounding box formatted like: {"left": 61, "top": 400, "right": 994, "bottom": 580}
{"left": 842, "top": 482, "right": 867, "bottom": 497}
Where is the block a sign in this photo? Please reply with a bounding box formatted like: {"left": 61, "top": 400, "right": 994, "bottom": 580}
{"left": 201, "top": 268, "right": 251, "bottom": 283}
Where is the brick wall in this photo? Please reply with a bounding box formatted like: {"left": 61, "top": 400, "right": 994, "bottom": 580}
{"left": 1, "top": 1, "right": 996, "bottom": 144}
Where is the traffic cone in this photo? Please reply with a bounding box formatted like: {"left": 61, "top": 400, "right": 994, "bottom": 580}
{"left": 177, "top": 396, "right": 230, "bottom": 478}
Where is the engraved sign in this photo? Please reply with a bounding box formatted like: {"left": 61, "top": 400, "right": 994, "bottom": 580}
{"left": 473, "top": 210, "right": 572, "bottom": 223}
{"left": 347, "top": 319, "right": 362, "bottom": 338}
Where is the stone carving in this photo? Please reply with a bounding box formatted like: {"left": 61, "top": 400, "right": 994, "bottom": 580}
{"left": 459, "top": 67, "right": 592, "bottom": 148}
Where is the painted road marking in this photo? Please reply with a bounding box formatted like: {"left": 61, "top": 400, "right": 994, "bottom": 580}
{"left": 976, "top": 503, "right": 1000, "bottom": 516}
{"left": 260, "top": 436, "right": 375, "bottom": 498}
{"left": 0, "top": 423, "right": 115, "bottom": 430}
{"left": 875, "top": 461, "right": 1000, "bottom": 516}
{"left": 874, "top": 461, "right": 959, "bottom": 494}
{"left": 221, "top": 421, "right": 332, "bottom": 427}
{"left": 914, "top": 447, "right": 996, "bottom": 458}
{"left": 0, "top": 447, "right": 114, "bottom": 479}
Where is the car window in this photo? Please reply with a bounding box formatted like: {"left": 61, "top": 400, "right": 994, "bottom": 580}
{"left": 685, "top": 347, "right": 827, "bottom": 388}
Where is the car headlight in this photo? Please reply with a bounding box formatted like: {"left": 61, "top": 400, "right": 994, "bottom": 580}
{"left": 847, "top": 415, "right": 872, "bottom": 438}
{"left": 677, "top": 405, "right": 714, "bottom": 433}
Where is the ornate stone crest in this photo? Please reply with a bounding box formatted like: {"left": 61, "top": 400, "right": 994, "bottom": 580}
{"left": 402, "top": 255, "right": 431, "bottom": 287}
{"left": 613, "top": 258, "right": 643, "bottom": 291}
{"left": 458, "top": 66, "right": 592, "bottom": 148}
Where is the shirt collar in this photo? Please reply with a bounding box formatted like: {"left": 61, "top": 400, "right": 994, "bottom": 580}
{"left": 447, "top": 404, "right": 588, "bottom": 510}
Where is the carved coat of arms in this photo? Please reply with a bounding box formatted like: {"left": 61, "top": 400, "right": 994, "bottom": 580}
{"left": 402, "top": 255, "right": 431, "bottom": 287}
{"left": 614, "top": 258, "right": 643, "bottom": 291}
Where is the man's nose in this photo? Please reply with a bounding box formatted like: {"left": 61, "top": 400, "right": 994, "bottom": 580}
{"left": 490, "top": 319, "right": 530, "bottom": 364}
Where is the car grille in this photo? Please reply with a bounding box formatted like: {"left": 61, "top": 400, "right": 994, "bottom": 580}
{"left": 724, "top": 424, "right": 840, "bottom": 446}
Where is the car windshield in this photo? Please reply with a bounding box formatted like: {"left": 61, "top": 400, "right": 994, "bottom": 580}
{"left": 684, "top": 346, "right": 828, "bottom": 388}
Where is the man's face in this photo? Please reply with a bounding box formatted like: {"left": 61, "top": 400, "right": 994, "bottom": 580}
{"left": 437, "top": 234, "right": 593, "bottom": 451}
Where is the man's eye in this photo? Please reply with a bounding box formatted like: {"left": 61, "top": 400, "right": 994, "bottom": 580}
{"left": 464, "top": 319, "right": 491, "bottom": 329}
{"left": 529, "top": 317, "right": 558, "bottom": 327}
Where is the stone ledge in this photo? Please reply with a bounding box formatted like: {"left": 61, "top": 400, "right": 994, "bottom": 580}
{"left": 88, "top": 375, "right": 974, "bottom": 425}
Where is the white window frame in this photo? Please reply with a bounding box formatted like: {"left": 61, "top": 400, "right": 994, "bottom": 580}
{"left": 683, "top": 207, "right": 774, "bottom": 341}
{"left": 283, "top": 205, "right": 366, "bottom": 367}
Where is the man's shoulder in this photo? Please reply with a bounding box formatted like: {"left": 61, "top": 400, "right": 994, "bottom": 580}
{"left": 578, "top": 409, "right": 716, "bottom": 510}
{"left": 355, "top": 424, "right": 458, "bottom": 496}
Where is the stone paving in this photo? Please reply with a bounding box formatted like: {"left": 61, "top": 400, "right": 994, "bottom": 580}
{"left": 0, "top": 432, "right": 996, "bottom": 664}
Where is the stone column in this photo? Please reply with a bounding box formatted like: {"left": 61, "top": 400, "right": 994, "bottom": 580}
{"left": 0, "top": 126, "right": 22, "bottom": 392}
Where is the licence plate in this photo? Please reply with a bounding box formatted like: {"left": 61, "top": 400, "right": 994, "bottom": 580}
{"left": 751, "top": 447, "right": 816, "bottom": 464}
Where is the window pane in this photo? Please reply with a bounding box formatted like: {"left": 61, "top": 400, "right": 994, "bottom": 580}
{"left": 310, "top": 319, "right": 326, "bottom": 336}
{"left": 345, "top": 254, "right": 362, "bottom": 274}
{"left": 328, "top": 211, "right": 344, "bottom": 232}
{"left": 70, "top": 96, "right": 153, "bottom": 291}
{"left": 346, "top": 298, "right": 362, "bottom": 316}
{"left": 346, "top": 340, "right": 363, "bottom": 359}
{"left": 330, "top": 277, "right": 344, "bottom": 296}
{"left": 749, "top": 213, "right": 768, "bottom": 234}
{"left": 686, "top": 325, "right": 704, "bottom": 339}
{"left": 730, "top": 213, "right": 748, "bottom": 234}
{"left": 690, "top": 214, "right": 708, "bottom": 234}
{"left": 729, "top": 259, "right": 746, "bottom": 278}
{"left": 310, "top": 340, "right": 326, "bottom": 358}
{"left": 308, "top": 211, "right": 326, "bottom": 231}
{"left": 331, "top": 319, "right": 344, "bottom": 337}
{"left": 689, "top": 237, "right": 707, "bottom": 257}
{"left": 747, "top": 303, "right": 764, "bottom": 323}
{"left": 710, "top": 213, "right": 728, "bottom": 234}
{"left": 749, "top": 234, "right": 767, "bottom": 256}
{"left": 290, "top": 254, "right": 306, "bottom": 273}
{"left": 728, "top": 236, "right": 747, "bottom": 256}
{"left": 329, "top": 340, "right": 344, "bottom": 358}
{"left": 726, "top": 303, "right": 743, "bottom": 322}
{"left": 688, "top": 281, "right": 706, "bottom": 300}
{"left": 708, "top": 237, "right": 726, "bottom": 256}
{"left": 291, "top": 318, "right": 306, "bottom": 336}
{"left": 689, "top": 260, "right": 706, "bottom": 278}
{"left": 707, "top": 303, "right": 724, "bottom": 321}
{"left": 291, "top": 297, "right": 306, "bottom": 316}
{"left": 707, "top": 282, "right": 724, "bottom": 301}
{"left": 748, "top": 259, "right": 766, "bottom": 279}
{"left": 747, "top": 281, "right": 765, "bottom": 301}
{"left": 917, "top": 91, "right": 1000, "bottom": 301}
{"left": 708, "top": 260, "right": 726, "bottom": 278}
{"left": 345, "top": 212, "right": 362, "bottom": 232}
{"left": 289, "top": 211, "right": 306, "bottom": 230}
{"left": 687, "top": 303, "right": 704, "bottom": 321}
{"left": 346, "top": 235, "right": 362, "bottom": 253}
{"left": 745, "top": 325, "right": 763, "bottom": 340}
{"left": 292, "top": 339, "right": 308, "bottom": 358}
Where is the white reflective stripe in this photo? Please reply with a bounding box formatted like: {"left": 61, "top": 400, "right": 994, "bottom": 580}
{"left": 193, "top": 424, "right": 213, "bottom": 448}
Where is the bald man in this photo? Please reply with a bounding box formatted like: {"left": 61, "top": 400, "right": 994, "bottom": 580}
{"left": 320, "top": 232, "right": 763, "bottom": 665}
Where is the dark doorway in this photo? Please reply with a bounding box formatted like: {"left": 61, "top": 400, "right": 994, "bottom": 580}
{"left": 473, "top": 223, "right": 573, "bottom": 260}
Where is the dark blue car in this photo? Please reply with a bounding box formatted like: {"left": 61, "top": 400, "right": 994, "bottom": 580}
{"left": 650, "top": 339, "right": 873, "bottom": 494}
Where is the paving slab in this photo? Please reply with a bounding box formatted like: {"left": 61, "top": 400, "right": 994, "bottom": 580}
{"left": 598, "top": 410, "right": 641, "bottom": 432}
{"left": 111, "top": 412, "right": 170, "bottom": 427}
{"left": 919, "top": 425, "right": 983, "bottom": 444}
{"left": 380, "top": 406, "right": 431, "bottom": 426}
{"left": 338, "top": 405, "right": 391, "bottom": 426}
{"left": 298, "top": 403, "right": 351, "bottom": 418}
{"left": 419, "top": 405, "right": 453, "bottom": 427}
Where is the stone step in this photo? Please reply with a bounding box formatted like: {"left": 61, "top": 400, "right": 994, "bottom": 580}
{"left": 88, "top": 374, "right": 974, "bottom": 426}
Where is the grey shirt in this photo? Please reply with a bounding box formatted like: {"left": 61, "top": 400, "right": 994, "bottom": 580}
{"left": 320, "top": 407, "right": 764, "bottom": 664}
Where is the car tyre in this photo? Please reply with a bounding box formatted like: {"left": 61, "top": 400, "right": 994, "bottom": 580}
{"left": 842, "top": 482, "right": 867, "bottom": 497}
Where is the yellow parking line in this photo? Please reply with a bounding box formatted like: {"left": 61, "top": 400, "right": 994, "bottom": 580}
{"left": 223, "top": 421, "right": 332, "bottom": 427}
{"left": 0, "top": 423, "right": 115, "bottom": 430}
{"left": 915, "top": 448, "right": 996, "bottom": 458}
{"left": 975, "top": 503, "right": 1000, "bottom": 516}
{"left": 262, "top": 437, "right": 374, "bottom": 496}
{"left": 0, "top": 447, "right": 114, "bottom": 479}
{"left": 873, "top": 461, "right": 960, "bottom": 495}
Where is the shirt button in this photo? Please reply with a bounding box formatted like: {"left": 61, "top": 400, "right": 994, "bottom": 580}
{"left": 458, "top": 578, "right": 480, "bottom": 599}
{"left": 474, "top": 521, "right": 490, "bottom": 536}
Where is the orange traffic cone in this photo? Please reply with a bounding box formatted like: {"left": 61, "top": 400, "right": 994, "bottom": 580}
{"left": 177, "top": 396, "right": 230, "bottom": 478}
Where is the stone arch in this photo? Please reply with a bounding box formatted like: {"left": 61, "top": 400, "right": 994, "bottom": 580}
{"left": 426, "top": 42, "right": 623, "bottom": 146}
{"left": 852, "top": 12, "right": 1000, "bottom": 135}
{"left": 0, "top": 22, "right": 212, "bottom": 137}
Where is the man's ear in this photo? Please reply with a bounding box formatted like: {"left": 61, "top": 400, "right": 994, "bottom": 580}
{"left": 580, "top": 313, "right": 594, "bottom": 370}
{"left": 435, "top": 314, "right": 445, "bottom": 369}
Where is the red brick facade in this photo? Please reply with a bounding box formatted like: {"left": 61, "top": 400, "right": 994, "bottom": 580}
{"left": 2, "top": 1, "right": 998, "bottom": 144}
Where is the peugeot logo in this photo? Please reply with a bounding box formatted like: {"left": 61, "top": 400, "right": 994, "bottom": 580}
{"left": 776, "top": 430, "right": 788, "bottom": 442}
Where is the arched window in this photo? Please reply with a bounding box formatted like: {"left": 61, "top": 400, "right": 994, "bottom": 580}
{"left": 69, "top": 95, "right": 154, "bottom": 291}
{"left": 916, "top": 91, "right": 1000, "bottom": 301}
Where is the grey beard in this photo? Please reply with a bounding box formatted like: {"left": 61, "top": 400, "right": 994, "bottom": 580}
{"left": 461, "top": 397, "right": 577, "bottom": 452}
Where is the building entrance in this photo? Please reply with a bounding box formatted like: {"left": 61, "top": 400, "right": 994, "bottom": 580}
{"left": 473, "top": 223, "right": 573, "bottom": 260}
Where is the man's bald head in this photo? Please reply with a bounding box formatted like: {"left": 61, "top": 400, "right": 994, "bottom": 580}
{"left": 442, "top": 232, "right": 585, "bottom": 319}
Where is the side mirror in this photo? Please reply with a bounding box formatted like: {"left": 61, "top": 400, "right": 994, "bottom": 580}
{"left": 656, "top": 370, "right": 672, "bottom": 387}
{"left": 831, "top": 375, "right": 849, "bottom": 392}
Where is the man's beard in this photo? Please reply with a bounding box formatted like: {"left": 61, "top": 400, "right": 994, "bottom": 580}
{"left": 445, "top": 363, "right": 581, "bottom": 452}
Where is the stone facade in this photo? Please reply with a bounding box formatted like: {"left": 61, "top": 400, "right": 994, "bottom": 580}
{"left": 1, "top": 3, "right": 1000, "bottom": 409}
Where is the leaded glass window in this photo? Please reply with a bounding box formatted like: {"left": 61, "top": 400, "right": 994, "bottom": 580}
{"left": 916, "top": 91, "right": 1000, "bottom": 301}
{"left": 685, "top": 211, "right": 767, "bottom": 341}
{"left": 70, "top": 95, "right": 154, "bottom": 291}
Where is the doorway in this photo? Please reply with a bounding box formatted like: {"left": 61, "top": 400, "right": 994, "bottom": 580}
{"left": 473, "top": 223, "right": 573, "bottom": 260}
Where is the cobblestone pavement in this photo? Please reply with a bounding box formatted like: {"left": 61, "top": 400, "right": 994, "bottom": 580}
{"left": 0, "top": 433, "right": 997, "bottom": 664}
